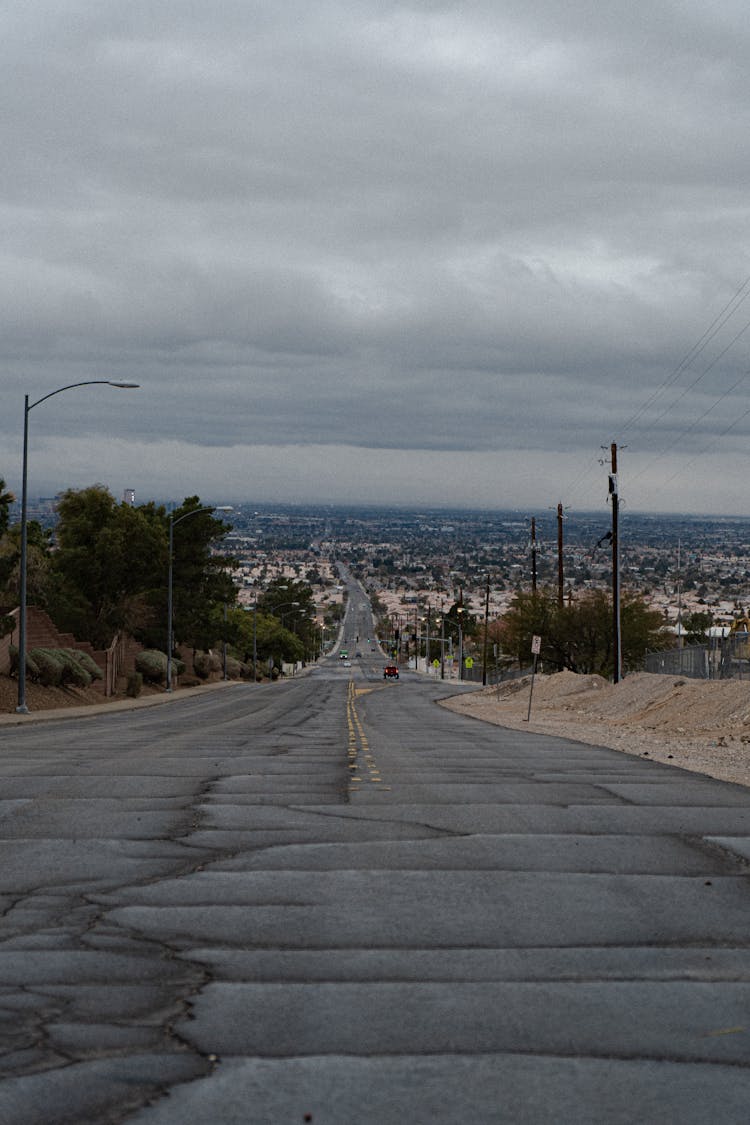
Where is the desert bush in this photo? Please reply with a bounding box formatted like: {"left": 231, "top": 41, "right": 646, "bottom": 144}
{"left": 193, "top": 651, "right": 222, "bottom": 679}
{"left": 178, "top": 674, "right": 202, "bottom": 687}
{"left": 33, "top": 648, "right": 91, "bottom": 688}
{"left": 8, "top": 645, "right": 40, "bottom": 681}
{"left": 64, "top": 649, "right": 102, "bottom": 681}
{"left": 135, "top": 649, "right": 184, "bottom": 685}
{"left": 126, "top": 671, "right": 143, "bottom": 697}
{"left": 28, "top": 648, "right": 64, "bottom": 687}
{"left": 224, "top": 655, "right": 243, "bottom": 679}
{"left": 136, "top": 649, "right": 168, "bottom": 684}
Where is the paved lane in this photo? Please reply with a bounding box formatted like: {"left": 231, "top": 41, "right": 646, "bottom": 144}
{"left": 1, "top": 655, "right": 750, "bottom": 1123}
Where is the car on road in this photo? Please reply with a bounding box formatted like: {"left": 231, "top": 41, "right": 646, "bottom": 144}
{"left": 383, "top": 665, "right": 399, "bottom": 679}
{"left": 342, "top": 660, "right": 352, "bottom": 668}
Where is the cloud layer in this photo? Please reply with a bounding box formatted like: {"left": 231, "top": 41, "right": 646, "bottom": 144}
{"left": 3, "top": 2, "right": 750, "bottom": 512}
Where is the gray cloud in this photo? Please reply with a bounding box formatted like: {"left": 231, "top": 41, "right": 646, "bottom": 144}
{"left": 3, "top": 1, "right": 750, "bottom": 512}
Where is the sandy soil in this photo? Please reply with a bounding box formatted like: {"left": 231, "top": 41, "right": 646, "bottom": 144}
{"left": 440, "top": 669, "right": 750, "bottom": 788}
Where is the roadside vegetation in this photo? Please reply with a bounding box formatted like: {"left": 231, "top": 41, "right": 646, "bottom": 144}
{"left": 0, "top": 482, "right": 320, "bottom": 689}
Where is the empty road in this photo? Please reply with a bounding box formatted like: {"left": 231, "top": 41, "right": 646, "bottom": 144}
{"left": 1, "top": 612, "right": 750, "bottom": 1121}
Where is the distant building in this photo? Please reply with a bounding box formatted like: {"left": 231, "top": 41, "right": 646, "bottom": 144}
{"left": 124, "top": 489, "right": 135, "bottom": 507}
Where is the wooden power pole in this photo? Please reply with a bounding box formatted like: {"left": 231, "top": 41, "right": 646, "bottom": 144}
{"left": 610, "top": 442, "right": 622, "bottom": 683}
{"left": 482, "top": 572, "right": 490, "bottom": 686}
{"left": 531, "top": 517, "right": 538, "bottom": 595}
{"left": 557, "top": 502, "right": 564, "bottom": 608}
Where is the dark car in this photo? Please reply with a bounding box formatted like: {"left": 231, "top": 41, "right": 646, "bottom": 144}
{"left": 383, "top": 665, "right": 399, "bottom": 679}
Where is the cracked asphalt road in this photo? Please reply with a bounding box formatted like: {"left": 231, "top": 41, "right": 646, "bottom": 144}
{"left": 1, "top": 628, "right": 750, "bottom": 1121}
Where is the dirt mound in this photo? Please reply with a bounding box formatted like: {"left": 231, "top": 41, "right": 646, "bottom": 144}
{"left": 443, "top": 670, "right": 750, "bottom": 788}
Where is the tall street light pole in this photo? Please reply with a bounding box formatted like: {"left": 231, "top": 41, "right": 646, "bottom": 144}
{"left": 16, "top": 380, "right": 139, "bottom": 714}
{"left": 167, "top": 505, "right": 232, "bottom": 692}
{"left": 252, "top": 595, "right": 258, "bottom": 682}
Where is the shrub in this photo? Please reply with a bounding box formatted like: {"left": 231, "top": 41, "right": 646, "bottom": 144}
{"left": 136, "top": 649, "right": 168, "bottom": 684}
{"left": 28, "top": 648, "right": 64, "bottom": 687}
{"left": 64, "top": 649, "right": 103, "bottom": 681}
{"left": 8, "top": 645, "right": 40, "bottom": 681}
{"left": 136, "top": 649, "right": 184, "bottom": 685}
{"left": 194, "top": 651, "right": 222, "bottom": 679}
{"left": 126, "top": 671, "right": 143, "bottom": 698}
{"left": 224, "top": 655, "right": 243, "bottom": 679}
{"left": 34, "top": 648, "right": 91, "bottom": 688}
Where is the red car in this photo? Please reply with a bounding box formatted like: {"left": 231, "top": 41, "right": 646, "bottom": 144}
{"left": 383, "top": 665, "right": 399, "bottom": 679}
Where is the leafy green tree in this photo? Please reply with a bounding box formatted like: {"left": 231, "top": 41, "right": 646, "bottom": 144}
{"left": 0, "top": 478, "right": 14, "bottom": 538}
{"left": 258, "top": 578, "right": 316, "bottom": 660}
{"left": 681, "top": 610, "right": 713, "bottom": 646}
{"left": 442, "top": 599, "right": 478, "bottom": 646}
{"left": 499, "top": 587, "right": 667, "bottom": 677}
{"left": 46, "top": 485, "right": 168, "bottom": 648}
{"left": 498, "top": 589, "right": 559, "bottom": 667}
{"left": 0, "top": 520, "right": 53, "bottom": 609}
{"left": 166, "top": 497, "right": 236, "bottom": 655}
{"left": 227, "top": 606, "right": 304, "bottom": 671}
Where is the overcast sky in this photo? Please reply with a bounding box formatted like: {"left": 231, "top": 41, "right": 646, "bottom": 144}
{"left": 3, "top": 1, "right": 750, "bottom": 514}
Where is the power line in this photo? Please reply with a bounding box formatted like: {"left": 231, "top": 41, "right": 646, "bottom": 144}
{"left": 628, "top": 367, "right": 750, "bottom": 486}
{"left": 616, "top": 273, "right": 750, "bottom": 440}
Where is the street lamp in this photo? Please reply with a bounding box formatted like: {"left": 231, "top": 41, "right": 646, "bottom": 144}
{"left": 457, "top": 606, "right": 464, "bottom": 682}
{"left": 166, "top": 505, "right": 233, "bottom": 692}
{"left": 16, "top": 380, "right": 139, "bottom": 713}
{"left": 279, "top": 602, "right": 300, "bottom": 625}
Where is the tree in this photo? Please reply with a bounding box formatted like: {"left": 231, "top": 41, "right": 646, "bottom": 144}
{"left": 164, "top": 497, "right": 236, "bottom": 655}
{"left": 0, "top": 478, "right": 14, "bottom": 538}
{"left": 497, "top": 589, "right": 558, "bottom": 668}
{"left": 228, "top": 606, "right": 304, "bottom": 671}
{"left": 499, "top": 587, "right": 668, "bottom": 678}
{"left": 46, "top": 485, "right": 168, "bottom": 648}
{"left": 0, "top": 520, "right": 52, "bottom": 609}
{"left": 680, "top": 610, "right": 713, "bottom": 646}
{"left": 258, "top": 578, "right": 316, "bottom": 659}
{"left": 442, "top": 599, "right": 478, "bottom": 645}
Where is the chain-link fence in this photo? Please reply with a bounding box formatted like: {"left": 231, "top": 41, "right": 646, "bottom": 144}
{"left": 643, "top": 643, "right": 713, "bottom": 679}
{"left": 643, "top": 634, "right": 750, "bottom": 680}
{"left": 717, "top": 633, "right": 750, "bottom": 679}
{"left": 443, "top": 661, "right": 533, "bottom": 686}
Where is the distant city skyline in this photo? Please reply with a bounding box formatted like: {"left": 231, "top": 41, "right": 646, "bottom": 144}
{"left": 3, "top": 4, "right": 750, "bottom": 516}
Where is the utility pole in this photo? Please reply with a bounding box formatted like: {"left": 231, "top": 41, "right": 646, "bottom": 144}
{"left": 557, "top": 502, "right": 564, "bottom": 609}
{"left": 677, "top": 538, "right": 683, "bottom": 651}
{"left": 531, "top": 517, "right": 538, "bottom": 595}
{"left": 482, "top": 573, "right": 490, "bottom": 686}
{"left": 610, "top": 442, "right": 622, "bottom": 683}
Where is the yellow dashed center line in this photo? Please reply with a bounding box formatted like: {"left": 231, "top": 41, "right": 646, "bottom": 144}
{"left": 346, "top": 680, "right": 386, "bottom": 794}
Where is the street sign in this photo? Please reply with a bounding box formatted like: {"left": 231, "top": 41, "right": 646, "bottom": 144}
{"left": 465, "top": 657, "right": 474, "bottom": 669}
{"left": 432, "top": 659, "right": 440, "bottom": 668}
{"left": 531, "top": 635, "right": 542, "bottom": 655}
